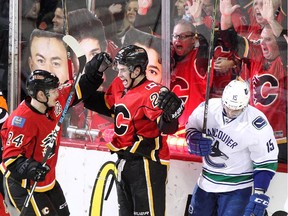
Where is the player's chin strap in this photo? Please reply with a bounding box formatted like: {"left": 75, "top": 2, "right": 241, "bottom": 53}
{"left": 127, "top": 67, "right": 143, "bottom": 90}
{"left": 19, "top": 35, "right": 86, "bottom": 216}
{"left": 34, "top": 90, "right": 51, "bottom": 109}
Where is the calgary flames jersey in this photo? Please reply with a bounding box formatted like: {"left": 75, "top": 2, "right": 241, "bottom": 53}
{"left": 1, "top": 82, "right": 72, "bottom": 192}
{"left": 171, "top": 50, "right": 208, "bottom": 127}
{"left": 105, "top": 77, "right": 170, "bottom": 165}
{"left": 240, "top": 39, "right": 287, "bottom": 143}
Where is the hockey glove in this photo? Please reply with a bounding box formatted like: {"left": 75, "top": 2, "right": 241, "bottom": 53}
{"left": 158, "top": 87, "right": 184, "bottom": 122}
{"left": 27, "top": 160, "right": 50, "bottom": 182}
{"left": 85, "top": 52, "right": 113, "bottom": 80}
{"left": 187, "top": 131, "right": 213, "bottom": 156}
{"left": 244, "top": 193, "right": 269, "bottom": 216}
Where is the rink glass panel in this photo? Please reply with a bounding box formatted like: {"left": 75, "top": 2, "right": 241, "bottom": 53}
{"left": 3, "top": 0, "right": 287, "bottom": 165}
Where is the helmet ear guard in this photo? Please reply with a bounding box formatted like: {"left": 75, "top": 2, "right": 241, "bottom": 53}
{"left": 222, "top": 79, "right": 250, "bottom": 111}
{"left": 26, "top": 70, "right": 60, "bottom": 99}
{"left": 113, "top": 45, "right": 148, "bottom": 74}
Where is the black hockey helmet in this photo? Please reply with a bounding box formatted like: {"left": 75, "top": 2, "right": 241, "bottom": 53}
{"left": 114, "top": 45, "right": 148, "bottom": 73}
{"left": 26, "top": 69, "right": 59, "bottom": 99}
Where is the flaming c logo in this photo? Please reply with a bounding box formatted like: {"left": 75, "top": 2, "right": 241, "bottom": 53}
{"left": 252, "top": 74, "right": 279, "bottom": 106}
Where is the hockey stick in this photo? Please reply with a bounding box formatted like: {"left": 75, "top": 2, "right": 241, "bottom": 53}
{"left": 19, "top": 35, "right": 86, "bottom": 216}
{"left": 202, "top": 0, "right": 219, "bottom": 134}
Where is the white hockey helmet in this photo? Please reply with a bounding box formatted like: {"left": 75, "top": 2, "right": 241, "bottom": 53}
{"left": 222, "top": 79, "right": 250, "bottom": 110}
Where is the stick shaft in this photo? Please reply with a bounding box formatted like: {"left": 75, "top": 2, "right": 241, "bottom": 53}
{"left": 202, "top": 0, "right": 218, "bottom": 133}
{"left": 19, "top": 35, "right": 86, "bottom": 216}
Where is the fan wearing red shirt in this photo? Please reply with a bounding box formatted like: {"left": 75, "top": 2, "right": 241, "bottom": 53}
{"left": 220, "top": 0, "right": 287, "bottom": 162}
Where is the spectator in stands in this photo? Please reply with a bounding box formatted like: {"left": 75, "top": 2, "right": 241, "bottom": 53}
{"left": 36, "top": 0, "right": 58, "bottom": 31}
{"left": 220, "top": 0, "right": 287, "bottom": 163}
{"left": 95, "top": 7, "right": 121, "bottom": 47}
{"left": 52, "top": 0, "right": 86, "bottom": 34}
{"left": 134, "top": 0, "right": 162, "bottom": 35}
{"left": 28, "top": 29, "right": 70, "bottom": 84}
{"left": 68, "top": 8, "right": 118, "bottom": 87}
{"left": 222, "top": 0, "right": 284, "bottom": 42}
{"left": 93, "top": 0, "right": 126, "bottom": 38}
{"left": 170, "top": 19, "right": 209, "bottom": 132}
{"left": 174, "top": 0, "right": 187, "bottom": 22}
{"left": 21, "top": 0, "right": 41, "bottom": 95}
{"left": 123, "top": 27, "right": 162, "bottom": 83}
{"left": 186, "top": 0, "right": 245, "bottom": 98}
{"left": 117, "top": 0, "right": 139, "bottom": 44}
{"left": 68, "top": 8, "right": 118, "bottom": 136}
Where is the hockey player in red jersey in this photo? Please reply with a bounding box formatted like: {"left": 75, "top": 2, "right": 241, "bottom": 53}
{"left": 0, "top": 52, "right": 110, "bottom": 215}
{"left": 0, "top": 70, "right": 71, "bottom": 216}
{"left": 82, "top": 45, "right": 184, "bottom": 216}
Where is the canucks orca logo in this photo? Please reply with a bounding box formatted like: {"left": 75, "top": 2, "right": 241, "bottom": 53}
{"left": 204, "top": 141, "right": 229, "bottom": 168}
{"left": 252, "top": 74, "right": 279, "bottom": 106}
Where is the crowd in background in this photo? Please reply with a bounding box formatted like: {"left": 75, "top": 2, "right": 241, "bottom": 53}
{"left": 0, "top": 0, "right": 286, "bottom": 215}
{"left": 0, "top": 0, "right": 287, "bottom": 162}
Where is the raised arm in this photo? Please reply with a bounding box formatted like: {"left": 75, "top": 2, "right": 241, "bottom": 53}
{"left": 186, "top": 0, "right": 204, "bottom": 26}
{"left": 220, "top": 0, "right": 240, "bottom": 30}
{"left": 260, "top": 0, "right": 283, "bottom": 37}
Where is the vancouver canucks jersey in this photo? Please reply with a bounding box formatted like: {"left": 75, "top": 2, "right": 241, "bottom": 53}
{"left": 186, "top": 98, "right": 278, "bottom": 192}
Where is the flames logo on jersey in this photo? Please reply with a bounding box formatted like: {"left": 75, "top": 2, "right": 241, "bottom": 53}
{"left": 41, "top": 130, "right": 57, "bottom": 158}
{"left": 170, "top": 76, "right": 189, "bottom": 105}
{"left": 252, "top": 74, "right": 279, "bottom": 106}
{"left": 114, "top": 104, "right": 130, "bottom": 136}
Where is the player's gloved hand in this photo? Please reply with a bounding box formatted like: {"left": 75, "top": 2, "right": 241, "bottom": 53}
{"left": 244, "top": 193, "right": 269, "bottom": 216}
{"left": 27, "top": 160, "right": 50, "bottom": 182}
{"left": 85, "top": 52, "right": 113, "bottom": 80}
{"left": 158, "top": 87, "right": 184, "bottom": 122}
{"left": 186, "top": 131, "right": 213, "bottom": 156}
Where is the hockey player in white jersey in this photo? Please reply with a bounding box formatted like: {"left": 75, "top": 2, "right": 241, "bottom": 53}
{"left": 186, "top": 79, "right": 279, "bottom": 216}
